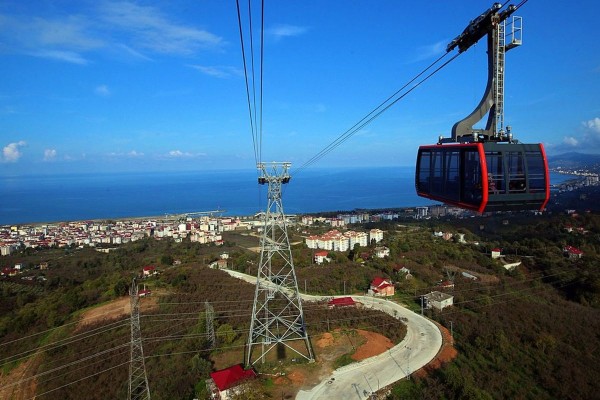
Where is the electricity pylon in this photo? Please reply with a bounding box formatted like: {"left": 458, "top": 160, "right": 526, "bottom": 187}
{"left": 205, "top": 301, "right": 215, "bottom": 349}
{"left": 246, "top": 162, "right": 314, "bottom": 366}
{"left": 128, "top": 278, "right": 151, "bottom": 400}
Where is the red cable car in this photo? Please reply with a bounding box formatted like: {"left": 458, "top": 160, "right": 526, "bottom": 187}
{"left": 415, "top": 3, "right": 550, "bottom": 213}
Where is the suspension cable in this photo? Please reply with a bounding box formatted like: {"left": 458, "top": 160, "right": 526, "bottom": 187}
{"left": 294, "top": 51, "right": 461, "bottom": 174}
{"left": 235, "top": 0, "right": 259, "bottom": 165}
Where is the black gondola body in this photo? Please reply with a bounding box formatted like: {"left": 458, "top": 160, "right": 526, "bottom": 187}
{"left": 416, "top": 142, "right": 550, "bottom": 213}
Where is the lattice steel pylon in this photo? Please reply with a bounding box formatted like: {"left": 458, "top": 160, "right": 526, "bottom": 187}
{"left": 205, "top": 301, "right": 215, "bottom": 349}
{"left": 246, "top": 162, "right": 314, "bottom": 366}
{"left": 128, "top": 278, "right": 151, "bottom": 400}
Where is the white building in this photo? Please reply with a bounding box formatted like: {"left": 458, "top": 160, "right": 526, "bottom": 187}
{"left": 369, "top": 229, "right": 384, "bottom": 244}
{"left": 424, "top": 291, "right": 454, "bottom": 311}
{"left": 375, "top": 246, "right": 390, "bottom": 258}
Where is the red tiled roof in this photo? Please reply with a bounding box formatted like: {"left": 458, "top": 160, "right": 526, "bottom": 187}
{"left": 210, "top": 364, "right": 256, "bottom": 391}
{"left": 564, "top": 245, "right": 583, "bottom": 255}
{"left": 315, "top": 251, "right": 328, "bottom": 257}
{"left": 371, "top": 277, "right": 391, "bottom": 288}
{"left": 328, "top": 297, "right": 356, "bottom": 307}
{"left": 143, "top": 265, "right": 155, "bottom": 271}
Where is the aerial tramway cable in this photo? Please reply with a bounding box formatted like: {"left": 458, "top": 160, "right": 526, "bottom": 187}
{"left": 294, "top": 51, "right": 461, "bottom": 174}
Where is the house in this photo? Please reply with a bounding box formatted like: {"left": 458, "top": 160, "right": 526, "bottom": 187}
{"left": 491, "top": 248, "right": 502, "bottom": 259}
{"left": 142, "top": 265, "right": 156, "bottom": 277}
{"left": 328, "top": 297, "right": 356, "bottom": 308}
{"left": 374, "top": 246, "right": 390, "bottom": 258}
{"left": 369, "top": 277, "right": 394, "bottom": 297}
{"left": 439, "top": 280, "right": 455, "bottom": 290}
{"left": 314, "top": 251, "right": 329, "bottom": 265}
{"left": 138, "top": 289, "right": 152, "bottom": 297}
{"left": 424, "top": 291, "right": 454, "bottom": 311}
{"left": 210, "top": 364, "right": 256, "bottom": 400}
{"left": 564, "top": 245, "right": 584, "bottom": 259}
{"left": 216, "top": 259, "right": 228, "bottom": 269}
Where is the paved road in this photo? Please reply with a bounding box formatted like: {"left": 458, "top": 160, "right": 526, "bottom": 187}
{"left": 220, "top": 269, "right": 442, "bottom": 400}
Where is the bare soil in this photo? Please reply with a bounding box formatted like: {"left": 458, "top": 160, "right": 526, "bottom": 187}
{"left": 76, "top": 294, "right": 159, "bottom": 331}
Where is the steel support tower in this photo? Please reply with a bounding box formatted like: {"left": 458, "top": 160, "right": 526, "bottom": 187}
{"left": 246, "top": 162, "right": 314, "bottom": 366}
{"left": 128, "top": 278, "right": 151, "bottom": 400}
{"left": 205, "top": 301, "right": 215, "bottom": 349}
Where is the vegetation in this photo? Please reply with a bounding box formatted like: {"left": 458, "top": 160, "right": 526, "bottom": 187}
{"left": 0, "top": 211, "right": 599, "bottom": 399}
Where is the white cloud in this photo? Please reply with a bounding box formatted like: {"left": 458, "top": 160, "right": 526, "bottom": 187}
{"left": 561, "top": 117, "right": 600, "bottom": 151}
{"left": 2, "top": 141, "right": 26, "bottom": 163}
{"left": 168, "top": 150, "right": 189, "bottom": 157}
{"left": 95, "top": 84, "right": 111, "bottom": 96}
{"left": 167, "top": 150, "right": 206, "bottom": 158}
{"left": 563, "top": 136, "right": 579, "bottom": 147}
{"left": 43, "top": 148, "right": 57, "bottom": 161}
{"left": 99, "top": 2, "right": 224, "bottom": 55}
{"left": 583, "top": 117, "right": 600, "bottom": 133}
{"left": 34, "top": 16, "right": 104, "bottom": 50}
{"left": 128, "top": 150, "right": 143, "bottom": 157}
{"left": 267, "top": 24, "right": 309, "bottom": 40}
{"left": 31, "top": 50, "right": 88, "bottom": 65}
{"left": 188, "top": 65, "right": 242, "bottom": 79}
{"left": 410, "top": 40, "right": 447, "bottom": 63}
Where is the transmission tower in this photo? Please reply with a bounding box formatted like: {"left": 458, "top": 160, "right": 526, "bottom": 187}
{"left": 128, "top": 278, "right": 151, "bottom": 400}
{"left": 246, "top": 162, "right": 314, "bottom": 366}
{"left": 205, "top": 301, "right": 215, "bottom": 349}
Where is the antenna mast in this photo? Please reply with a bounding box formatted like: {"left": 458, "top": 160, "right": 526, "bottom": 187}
{"left": 246, "top": 162, "right": 314, "bottom": 366}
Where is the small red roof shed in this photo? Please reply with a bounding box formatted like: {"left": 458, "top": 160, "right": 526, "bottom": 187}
{"left": 328, "top": 297, "right": 356, "bottom": 308}
{"left": 210, "top": 364, "right": 256, "bottom": 391}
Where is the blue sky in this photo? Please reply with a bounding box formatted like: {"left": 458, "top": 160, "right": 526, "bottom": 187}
{"left": 1, "top": 0, "right": 599, "bottom": 176}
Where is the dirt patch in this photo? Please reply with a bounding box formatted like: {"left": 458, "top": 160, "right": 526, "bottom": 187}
{"left": 315, "top": 332, "right": 334, "bottom": 348}
{"left": 351, "top": 329, "right": 395, "bottom": 361}
{"left": 0, "top": 354, "right": 40, "bottom": 400}
{"left": 76, "top": 294, "right": 159, "bottom": 331}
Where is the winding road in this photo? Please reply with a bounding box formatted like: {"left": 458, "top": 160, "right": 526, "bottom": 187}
{"left": 220, "top": 269, "right": 442, "bottom": 399}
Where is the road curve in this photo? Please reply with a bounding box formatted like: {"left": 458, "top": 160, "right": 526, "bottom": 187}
{"left": 220, "top": 269, "right": 442, "bottom": 400}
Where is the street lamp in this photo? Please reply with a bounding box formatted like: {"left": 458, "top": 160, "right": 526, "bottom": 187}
{"left": 405, "top": 346, "right": 412, "bottom": 380}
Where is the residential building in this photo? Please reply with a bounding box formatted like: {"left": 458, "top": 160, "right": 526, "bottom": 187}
{"left": 369, "top": 229, "right": 384, "bottom": 244}
{"left": 424, "top": 291, "right": 454, "bottom": 311}
{"left": 564, "top": 245, "right": 584, "bottom": 259}
{"left": 369, "top": 277, "right": 394, "bottom": 297}
{"left": 491, "top": 248, "right": 502, "bottom": 259}
{"left": 210, "top": 364, "right": 256, "bottom": 400}
{"left": 374, "top": 246, "right": 390, "bottom": 258}
{"left": 314, "top": 250, "right": 329, "bottom": 265}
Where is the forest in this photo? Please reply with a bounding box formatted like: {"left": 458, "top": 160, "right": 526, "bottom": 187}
{"left": 0, "top": 211, "right": 598, "bottom": 399}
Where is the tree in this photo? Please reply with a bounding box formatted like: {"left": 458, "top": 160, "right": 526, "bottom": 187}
{"left": 113, "top": 279, "right": 129, "bottom": 297}
{"left": 216, "top": 323, "right": 236, "bottom": 345}
{"left": 160, "top": 254, "right": 174, "bottom": 266}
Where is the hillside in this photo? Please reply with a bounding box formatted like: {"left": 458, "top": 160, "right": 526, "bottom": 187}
{"left": 0, "top": 212, "right": 599, "bottom": 399}
{"left": 548, "top": 152, "right": 600, "bottom": 173}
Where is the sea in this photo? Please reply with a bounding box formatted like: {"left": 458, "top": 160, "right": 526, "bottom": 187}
{"left": 0, "top": 167, "right": 575, "bottom": 226}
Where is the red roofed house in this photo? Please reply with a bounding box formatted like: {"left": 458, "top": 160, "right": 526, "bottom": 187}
{"left": 564, "top": 245, "right": 584, "bottom": 259}
{"left": 210, "top": 364, "right": 256, "bottom": 399}
{"left": 314, "top": 250, "right": 329, "bottom": 265}
{"left": 491, "top": 248, "right": 502, "bottom": 259}
{"left": 369, "top": 277, "right": 394, "bottom": 297}
{"left": 142, "top": 265, "right": 156, "bottom": 277}
{"left": 328, "top": 297, "right": 356, "bottom": 308}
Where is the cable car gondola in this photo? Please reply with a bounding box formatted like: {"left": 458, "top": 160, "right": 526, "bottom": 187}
{"left": 415, "top": 2, "right": 549, "bottom": 213}
{"left": 416, "top": 141, "right": 549, "bottom": 213}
